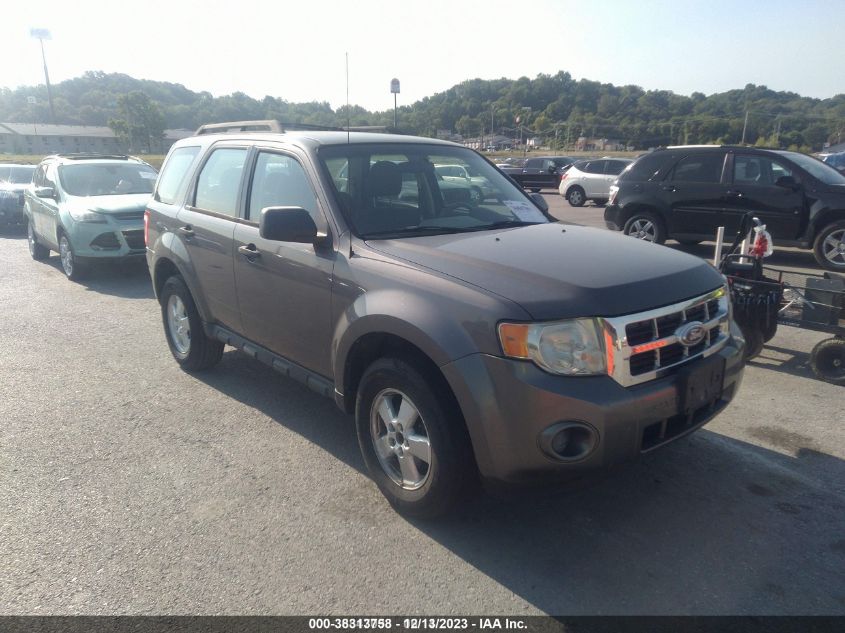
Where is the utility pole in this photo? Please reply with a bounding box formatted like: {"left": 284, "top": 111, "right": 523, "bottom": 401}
{"left": 774, "top": 118, "right": 781, "bottom": 147}
{"left": 741, "top": 109, "right": 749, "bottom": 144}
{"left": 29, "top": 28, "right": 55, "bottom": 122}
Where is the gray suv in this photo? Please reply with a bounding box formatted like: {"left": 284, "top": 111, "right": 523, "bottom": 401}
{"left": 145, "top": 122, "right": 746, "bottom": 517}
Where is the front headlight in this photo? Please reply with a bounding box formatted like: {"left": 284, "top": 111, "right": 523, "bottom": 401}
{"left": 67, "top": 208, "right": 107, "bottom": 223}
{"left": 498, "top": 318, "right": 607, "bottom": 376}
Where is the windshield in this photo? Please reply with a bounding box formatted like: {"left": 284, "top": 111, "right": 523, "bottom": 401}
{"left": 776, "top": 151, "right": 845, "bottom": 185}
{"left": 319, "top": 144, "right": 549, "bottom": 238}
{"left": 0, "top": 166, "right": 35, "bottom": 185}
{"left": 58, "top": 163, "right": 158, "bottom": 196}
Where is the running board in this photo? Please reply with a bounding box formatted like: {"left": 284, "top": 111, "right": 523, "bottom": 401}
{"left": 206, "top": 324, "right": 334, "bottom": 399}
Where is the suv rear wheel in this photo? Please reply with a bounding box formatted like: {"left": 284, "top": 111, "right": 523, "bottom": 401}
{"left": 623, "top": 211, "right": 666, "bottom": 244}
{"left": 355, "top": 357, "right": 474, "bottom": 518}
{"left": 813, "top": 220, "right": 845, "bottom": 271}
{"left": 160, "top": 275, "right": 224, "bottom": 371}
{"left": 566, "top": 186, "right": 586, "bottom": 207}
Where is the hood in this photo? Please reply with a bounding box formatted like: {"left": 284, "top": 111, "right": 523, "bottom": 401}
{"left": 366, "top": 223, "right": 725, "bottom": 320}
{"left": 65, "top": 193, "right": 151, "bottom": 215}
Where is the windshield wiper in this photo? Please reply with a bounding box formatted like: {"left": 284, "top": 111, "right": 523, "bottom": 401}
{"left": 362, "top": 220, "right": 543, "bottom": 239}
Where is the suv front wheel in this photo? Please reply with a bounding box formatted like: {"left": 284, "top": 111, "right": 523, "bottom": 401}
{"left": 355, "top": 357, "right": 474, "bottom": 518}
{"left": 813, "top": 220, "right": 845, "bottom": 271}
{"left": 160, "top": 275, "right": 224, "bottom": 371}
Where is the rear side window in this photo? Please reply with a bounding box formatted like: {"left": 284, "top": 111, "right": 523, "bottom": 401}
{"left": 604, "top": 160, "right": 629, "bottom": 175}
{"left": 582, "top": 161, "right": 606, "bottom": 174}
{"left": 194, "top": 148, "right": 248, "bottom": 216}
{"left": 621, "top": 153, "right": 675, "bottom": 182}
{"left": 670, "top": 153, "right": 725, "bottom": 183}
{"left": 156, "top": 146, "right": 200, "bottom": 204}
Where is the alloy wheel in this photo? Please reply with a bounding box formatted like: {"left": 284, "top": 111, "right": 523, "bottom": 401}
{"left": 166, "top": 295, "right": 191, "bottom": 355}
{"left": 821, "top": 228, "right": 845, "bottom": 266}
{"left": 370, "top": 388, "right": 432, "bottom": 490}
{"left": 568, "top": 189, "right": 583, "bottom": 206}
{"left": 59, "top": 236, "right": 74, "bottom": 276}
{"left": 627, "top": 218, "right": 657, "bottom": 242}
{"left": 27, "top": 223, "right": 37, "bottom": 256}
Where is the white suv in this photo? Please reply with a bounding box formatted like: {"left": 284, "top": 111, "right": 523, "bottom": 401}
{"left": 559, "top": 158, "right": 632, "bottom": 207}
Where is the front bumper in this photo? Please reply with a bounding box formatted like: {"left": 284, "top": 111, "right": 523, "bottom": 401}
{"left": 66, "top": 217, "right": 146, "bottom": 259}
{"left": 0, "top": 193, "right": 25, "bottom": 224}
{"left": 441, "top": 338, "right": 744, "bottom": 484}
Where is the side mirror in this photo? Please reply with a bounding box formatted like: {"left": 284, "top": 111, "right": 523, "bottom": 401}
{"left": 775, "top": 175, "right": 800, "bottom": 190}
{"left": 529, "top": 192, "right": 548, "bottom": 213}
{"left": 259, "top": 206, "right": 319, "bottom": 243}
{"left": 35, "top": 186, "right": 55, "bottom": 199}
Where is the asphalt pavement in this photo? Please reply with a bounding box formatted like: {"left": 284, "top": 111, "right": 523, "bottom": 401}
{"left": 1, "top": 209, "right": 843, "bottom": 615}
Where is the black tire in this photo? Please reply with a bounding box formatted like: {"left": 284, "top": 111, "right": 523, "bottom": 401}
{"left": 677, "top": 239, "right": 702, "bottom": 246}
{"left": 809, "top": 338, "right": 845, "bottom": 385}
{"left": 594, "top": 199, "right": 608, "bottom": 207}
{"left": 58, "top": 232, "right": 87, "bottom": 281}
{"left": 740, "top": 324, "right": 765, "bottom": 361}
{"left": 355, "top": 356, "right": 475, "bottom": 518}
{"left": 27, "top": 221, "right": 49, "bottom": 261}
{"left": 159, "top": 275, "right": 223, "bottom": 371}
{"left": 566, "top": 186, "right": 586, "bottom": 207}
{"left": 623, "top": 211, "right": 667, "bottom": 244}
{"left": 812, "top": 220, "right": 845, "bottom": 271}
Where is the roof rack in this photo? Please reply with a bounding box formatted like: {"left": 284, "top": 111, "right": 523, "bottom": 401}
{"left": 50, "top": 153, "right": 132, "bottom": 161}
{"left": 194, "top": 120, "right": 284, "bottom": 135}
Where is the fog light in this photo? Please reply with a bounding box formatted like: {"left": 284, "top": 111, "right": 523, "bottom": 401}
{"left": 539, "top": 421, "right": 599, "bottom": 462}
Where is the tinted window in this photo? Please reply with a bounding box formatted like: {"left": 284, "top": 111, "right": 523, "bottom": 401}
{"left": 156, "top": 146, "right": 200, "bottom": 204}
{"left": 194, "top": 148, "right": 248, "bottom": 216}
{"left": 734, "top": 155, "right": 792, "bottom": 186}
{"left": 670, "top": 153, "right": 725, "bottom": 183}
{"left": 32, "top": 165, "right": 45, "bottom": 187}
{"left": 604, "top": 160, "right": 630, "bottom": 175}
{"left": 58, "top": 162, "right": 157, "bottom": 196}
{"left": 582, "top": 161, "right": 606, "bottom": 174}
{"left": 620, "top": 153, "right": 675, "bottom": 182}
{"left": 248, "top": 152, "right": 319, "bottom": 222}
{"left": 525, "top": 159, "right": 542, "bottom": 169}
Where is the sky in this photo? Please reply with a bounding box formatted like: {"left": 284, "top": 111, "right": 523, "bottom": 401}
{"left": 0, "top": 0, "right": 843, "bottom": 113}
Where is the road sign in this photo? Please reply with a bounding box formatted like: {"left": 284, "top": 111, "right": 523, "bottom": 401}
{"left": 30, "top": 28, "right": 52, "bottom": 39}
{"left": 390, "top": 78, "right": 400, "bottom": 94}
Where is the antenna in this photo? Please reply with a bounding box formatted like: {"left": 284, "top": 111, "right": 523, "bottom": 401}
{"left": 346, "top": 52, "right": 350, "bottom": 143}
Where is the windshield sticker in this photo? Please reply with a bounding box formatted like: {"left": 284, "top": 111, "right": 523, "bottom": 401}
{"left": 503, "top": 200, "right": 545, "bottom": 222}
{"left": 139, "top": 172, "right": 158, "bottom": 179}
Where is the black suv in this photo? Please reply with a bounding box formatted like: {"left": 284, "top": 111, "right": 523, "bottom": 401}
{"left": 604, "top": 145, "right": 845, "bottom": 270}
{"left": 146, "top": 124, "right": 744, "bottom": 517}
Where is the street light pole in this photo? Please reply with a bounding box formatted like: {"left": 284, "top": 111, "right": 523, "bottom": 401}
{"left": 30, "top": 28, "right": 55, "bottom": 123}
{"left": 390, "top": 78, "right": 400, "bottom": 130}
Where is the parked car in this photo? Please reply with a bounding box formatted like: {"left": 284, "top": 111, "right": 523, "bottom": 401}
{"left": 0, "top": 164, "right": 36, "bottom": 228}
{"left": 498, "top": 156, "right": 575, "bottom": 192}
{"left": 559, "top": 158, "right": 633, "bottom": 207}
{"left": 434, "top": 163, "right": 494, "bottom": 200}
{"left": 146, "top": 122, "right": 745, "bottom": 517}
{"left": 604, "top": 145, "right": 845, "bottom": 270}
{"left": 24, "top": 154, "right": 158, "bottom": 280}
{"left": 823, "top": 151, "right": 845, "bottom": 175}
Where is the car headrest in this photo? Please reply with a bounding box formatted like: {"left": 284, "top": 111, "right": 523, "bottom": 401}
{"left": 369, "top": 161, "right": 402, "bottom": 198}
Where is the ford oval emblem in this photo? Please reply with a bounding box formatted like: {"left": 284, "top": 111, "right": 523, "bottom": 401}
{"left": 676, "top": 321, "right": 706, "bottom": 347}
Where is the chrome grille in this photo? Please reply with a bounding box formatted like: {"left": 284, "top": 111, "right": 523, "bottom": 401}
{"left": 603, "top": 287, "right": 730, "bottom": 387}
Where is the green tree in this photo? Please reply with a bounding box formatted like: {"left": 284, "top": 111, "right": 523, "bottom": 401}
{"left": 108, "top": 91, "right": 165, "bottom": 153}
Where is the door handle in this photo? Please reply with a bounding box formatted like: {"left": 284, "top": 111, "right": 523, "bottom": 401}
{"left": 661, "top": 185, "right": 677, "bottom": 192}
{"left": 238, "top": 244, "right": 261, "bottom": 259}
{"left": 178, "top": 225, "right": 195, "bottom": 237}
{"left": 725, "top": 190, "right": 743, "bottom": 198}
